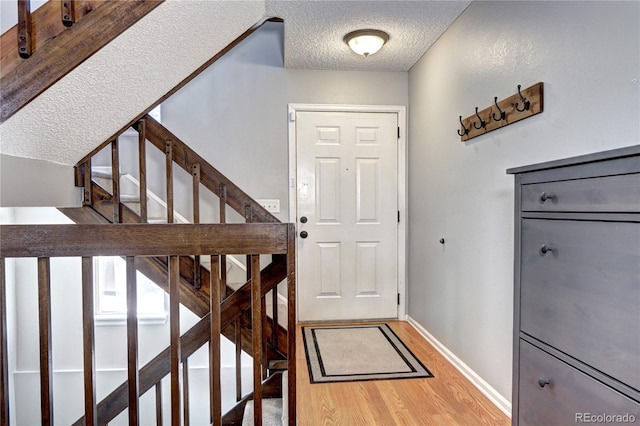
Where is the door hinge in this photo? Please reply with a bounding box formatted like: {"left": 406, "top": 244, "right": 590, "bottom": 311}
{"left": 397, "top": 293, "right": 401, "bottom": 305}
{"left": 397, "top": 126, "right": 400, "bottom": 139}
{"left": 397, "top": 210, "right": 400, "bottom": 223}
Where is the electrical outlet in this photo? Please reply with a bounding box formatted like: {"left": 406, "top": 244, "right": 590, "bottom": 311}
{"left": 256, "top": 199, "right": 280, "bottom": 213}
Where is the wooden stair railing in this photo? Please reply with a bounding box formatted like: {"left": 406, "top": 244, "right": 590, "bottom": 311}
{"left": 60, "top": 115, "right": 295, "bottom": 423}
{"left": 0, "top": 223, "right": 296, "bottom": 425}
{"left": 0, "top": 0, "right": 164, "bottom": 123}
{"left": 71, "top": 113, "right": 288, "bottom": 348}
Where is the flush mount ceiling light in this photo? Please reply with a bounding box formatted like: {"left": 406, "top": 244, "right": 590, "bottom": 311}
{"left": 344, "top": 29, "right": 389, "bottom": 57}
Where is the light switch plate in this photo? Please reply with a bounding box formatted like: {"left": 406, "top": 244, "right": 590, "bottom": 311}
{"left": 256, "top": 199, "right": 280, "bottom": 213}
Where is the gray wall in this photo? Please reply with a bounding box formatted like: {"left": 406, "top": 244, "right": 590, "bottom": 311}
{"left": 161, "top": 21, "right": 409, "bottom": 222}
{"left": 407, "top": 0, "right": 639, "bottom": 404}
{"left": 0, "top": 155, "right": 80, "bottom": 207}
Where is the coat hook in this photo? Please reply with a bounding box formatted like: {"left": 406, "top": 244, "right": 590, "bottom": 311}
{"left": 492, "top": 96, "right": 506, "bottom": 121}
{"left": 457, "top": 115, "right": 469, "bottom": 136}
{"left": 473, "top": 107, "right": 486, "bottom": 130}
{"left": 515, "top": 84, "right": 530, "bottom": 112}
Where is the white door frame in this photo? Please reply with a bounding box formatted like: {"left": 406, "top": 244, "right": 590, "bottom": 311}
{"left": 288, "top": 103, "right": 407, "bottom": 321}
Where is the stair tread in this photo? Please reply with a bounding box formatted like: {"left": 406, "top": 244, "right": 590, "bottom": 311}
{"left": 242, "top": 399, "right": 283, "bottom": 426}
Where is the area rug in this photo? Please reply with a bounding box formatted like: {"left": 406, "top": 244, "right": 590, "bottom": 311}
{"left": 302, "top": 323, "right": 433, "bottom": 383}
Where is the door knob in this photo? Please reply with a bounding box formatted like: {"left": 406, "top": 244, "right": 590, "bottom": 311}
{"left": 300, "top": 231, "right": 308, "bottom": 239}
{"left": 540, "top": 244, "right": 553, "bottom": 255}
{"left": 538, "top": 378, "right": 551, "bottom": 388}
{"left": 300, "top": 216, "right": 308, "bottom": 223}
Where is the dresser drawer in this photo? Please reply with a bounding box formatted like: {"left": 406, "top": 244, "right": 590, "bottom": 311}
{"left": 521, "top": 174, "right": 640, "bottom": 212}
{"left": 520, "top": 219, "right": 640, "bottom": 391}
{"left": 518, "top": 340, "right": 640, "bottom": 426}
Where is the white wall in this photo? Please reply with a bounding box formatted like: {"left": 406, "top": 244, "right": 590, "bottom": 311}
{"left": 160, "top": 21, "right": 409, "bottom": 222}
{"left": 407, "top": 0, "right": 639, "bottom": 407}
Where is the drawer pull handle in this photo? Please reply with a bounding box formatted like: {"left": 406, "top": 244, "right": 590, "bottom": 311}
{"left": 538, "top": 378, "right": 551, "bottom": 388}
{"left": 539, "top": 192, "right": 556, "bottom": 203}
{"left": 540, "top": 244, "right": 553, "bottom": 255}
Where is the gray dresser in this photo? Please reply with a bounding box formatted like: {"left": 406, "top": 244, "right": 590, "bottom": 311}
{"left": 507, "top": 146, "right": 640, "bottom": 425}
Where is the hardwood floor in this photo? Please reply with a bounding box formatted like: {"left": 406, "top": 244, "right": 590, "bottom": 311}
{"left": 296, "top": 321, "right": 510, "bottom": 425}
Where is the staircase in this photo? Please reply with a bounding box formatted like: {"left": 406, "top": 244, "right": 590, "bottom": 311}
{"left": 0, "top": 1, "right": 295, "bottom": 423}
{"left": 60, "top": 114, "right": 295, "bottom": 424}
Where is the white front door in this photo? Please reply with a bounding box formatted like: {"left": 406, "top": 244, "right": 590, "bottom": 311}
{"left": 294, "top": 110, "right": 399, "bottom": 321}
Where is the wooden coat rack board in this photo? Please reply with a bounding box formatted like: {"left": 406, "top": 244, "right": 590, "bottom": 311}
{"left": 458, "top": 82, "right": 544, "bottom": 142}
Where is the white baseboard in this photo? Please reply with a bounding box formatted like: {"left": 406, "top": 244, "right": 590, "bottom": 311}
{"left": 406, "top": 315, "right": 512, "bottom": 418}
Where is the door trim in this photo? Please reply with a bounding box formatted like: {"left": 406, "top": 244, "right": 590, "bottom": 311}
{"left": 288, "top": 104, "right": 407, "bottom": 321}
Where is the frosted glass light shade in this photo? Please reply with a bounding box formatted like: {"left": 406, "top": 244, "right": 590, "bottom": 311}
{"left": 344, "top": 29, "right": 389, "bottom": 57}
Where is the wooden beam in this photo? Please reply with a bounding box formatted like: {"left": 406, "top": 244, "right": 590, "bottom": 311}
{"left": 0, "top": 223, "right": 289, "bottom": 257}
{"left": 0, "top": 0, "right": 164, "bottom": 123}
{"left": 1, "top": 1, "right": 102, "bottom": 80}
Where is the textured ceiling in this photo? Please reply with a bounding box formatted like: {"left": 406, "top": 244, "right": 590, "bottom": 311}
{"left": 267, "top": 0, "right": 472, "bottom": 72}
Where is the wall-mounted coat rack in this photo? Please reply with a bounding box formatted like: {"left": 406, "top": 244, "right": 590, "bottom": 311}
{"left": 458, "top": 82, "right": 544, "bottom": 142}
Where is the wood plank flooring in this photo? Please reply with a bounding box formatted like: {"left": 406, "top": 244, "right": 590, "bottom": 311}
{"left": 296, "top": 321, "right": 510, "bottom": 425}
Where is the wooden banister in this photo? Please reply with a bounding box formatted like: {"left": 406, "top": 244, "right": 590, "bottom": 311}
{"left": 59, "top": 103, "right": 295, "bottom": 423}
{"left": 0, "top": 224, "right": 288, "bottom": 258}
{"left": 0, "top": 0, "right": 164, "bottom": 123}
{"left": 68, "top": 254, "right": 288, "bottom": 425}
{"left": 138, "top": 116, "right": 279, "bottom": 224}
{"left": 2, "top": 222, "right": 293, "bottom": 424}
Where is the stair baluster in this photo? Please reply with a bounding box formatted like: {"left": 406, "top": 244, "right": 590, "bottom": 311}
{"left": 81, "top": 257, "right": 98, "bottom": 425}
{"left": 235, "top": 317, "right": 243, "bottom": 402}
{"left": 0, "top": 259, "right": 9, "bottom": 426}
{"left": 251, "top": 255, "right": 263, "bottom": 426}
{"left": 166, "top": 141, "right": 174, "bottom": 224}
{"left": 138, "top": 119, "right": 148, "bottom": 223}
{"left": 38, "top": 258, "right": 54, "bottom": 425}
{"left": 126, "top": 256, "right": 140, "bottom": 423}
{"left": 219, "top": 184, "right": 228, "bottom": 300}
{"left": 183, "top": 358, "right": 190, "bottom": 425}
{"left": 192, "top": 163, "right": 202, "bottom": 289}
{"left": 210, "top": 255, "right": 222, "bottom": 426}
{"left": 17, "top": 0, "right": 32, "bottom": 58}
{"left": 111, "top": 139, "right": 121, "bottom": 223}
{"left": 61, "top": 0, "right": 76, "bottom": 27}
{"left": 169, "top": 255, "right": 181, "bottom": 423}
{"left": 82, "top": 160, "right": 93, "bottom": 206}
{"left": 155, "top": 382, "right": 163, "bottom": 425}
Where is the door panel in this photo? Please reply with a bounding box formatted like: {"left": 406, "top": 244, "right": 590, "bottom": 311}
{"left": 296, "top": 111, "right": 398, "bottom": 321}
